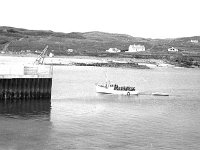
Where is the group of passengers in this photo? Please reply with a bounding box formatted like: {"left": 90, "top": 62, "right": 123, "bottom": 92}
{"left": 113, "top": 84, "right": 135, "bottom": 91}
{"left": 101, "top": 83, "right": 135, "bottom": 91}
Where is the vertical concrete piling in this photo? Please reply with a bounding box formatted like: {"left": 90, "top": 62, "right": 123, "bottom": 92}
{"left": 0, "top": 78, "right": 52, "bottom": 100}
{"left": 0, "top": 65, "right": 53, "bottom": 101}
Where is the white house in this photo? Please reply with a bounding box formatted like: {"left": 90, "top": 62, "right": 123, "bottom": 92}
{"left": 168, "top": 47, "right": 178, "bottom": 52}
{"left": 106, "top": 48, "right": 121, "bottom": 53}
{"left": 127, "top": 44, "right": 145, "bottom": 52}
{"left": 49, "top": 52, "right": 54, "bottom": 57}
{"left": 67, "top": 49, "right": 74, "bottom": 52}
{"left": 191, "top": 40, "right": 198, "bottom": 43}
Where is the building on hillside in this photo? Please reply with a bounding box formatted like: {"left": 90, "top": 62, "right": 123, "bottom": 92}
{"left": 67, "top": 49, "right": 74, "bottom": 52}
{"left": 106, "top": 48, "right": 121, "bottom": 53}
{"left": 49, "top": 52, "right": 54, "bottom": 57}
{"left": 127, "top": 44, "right": 145, "bottom": 52}
{"left": 190, "top": 40, "right": 198, "bottom": 43}
{"left": 168, "top": 47, "right": 178, "bottom": 52}
{"left": 35, "top": 50, "right": 42, "bottom": 54}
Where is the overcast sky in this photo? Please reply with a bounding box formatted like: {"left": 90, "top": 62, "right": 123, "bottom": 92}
{"left": 1, "top": 0, "right": 200, "bottom": 38}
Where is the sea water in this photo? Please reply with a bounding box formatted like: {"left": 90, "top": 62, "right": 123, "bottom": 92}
{"left": 0, "top": 66, "right": 200, "bottom": 150}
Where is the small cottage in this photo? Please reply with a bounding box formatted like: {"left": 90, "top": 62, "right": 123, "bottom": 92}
{"left": 67, "top": 49, "right": 74, "bottom": 52}
{"left": 106, "top": 48, "right": 121, "bottom": 53}
{"left": 191, "top": 40, "right": 198, "bottom": 43}
{"left": 49, "top": 52, "right": 54, "bottom": 57}
{"left": 127, "top": 44, "right": 145, "bottom": 52}
{"left": 168, "top": 47, "right": 178, "bottom": 52}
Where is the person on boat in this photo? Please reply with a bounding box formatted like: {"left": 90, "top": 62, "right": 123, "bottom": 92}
{"left": 105, "top": 82, "right": 108, "bottom": 88}
{"left": 127, "top": 87, "right": 130, "bottom": 91}
{"left": 114, "top": 84, "right": 118, "bottom": 90}
{"left": 125, "top": 87, "right": 128, "bottom": 91}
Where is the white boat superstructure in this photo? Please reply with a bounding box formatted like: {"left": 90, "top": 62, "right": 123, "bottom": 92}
{"left": 96, "top": 82, "right": 139, "bottom": 95}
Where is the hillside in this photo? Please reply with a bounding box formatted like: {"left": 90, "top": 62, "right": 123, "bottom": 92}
{"left": 0, "top": 26, "right": 200, "bottom": 57}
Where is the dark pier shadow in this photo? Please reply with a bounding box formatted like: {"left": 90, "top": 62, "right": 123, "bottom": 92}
{"left": 0, "top": 99, "right": 51, "bottom": 120}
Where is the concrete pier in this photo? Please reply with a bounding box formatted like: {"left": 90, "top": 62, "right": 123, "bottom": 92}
{"left": 0, "top": 65, "right": 53, "bottom": 101}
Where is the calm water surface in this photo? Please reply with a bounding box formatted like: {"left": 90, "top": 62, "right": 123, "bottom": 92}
{"left": 0, "top": 66, "right": 200, "bottom": 150}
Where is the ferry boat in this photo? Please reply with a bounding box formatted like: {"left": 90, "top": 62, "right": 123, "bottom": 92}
{"left": 95, "top": 82, "right": 139, "bottom": 95}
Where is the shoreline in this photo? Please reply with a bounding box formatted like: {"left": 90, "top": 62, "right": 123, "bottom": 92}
{"left": 0, "top": 54, "right": 189, "bottom": 69}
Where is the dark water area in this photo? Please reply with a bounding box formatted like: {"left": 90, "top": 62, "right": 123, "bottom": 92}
{"left": 0, "top": 99, "right": 51, "bottom": 120}
{"left": 0, "top": 66, "right": 200, "bottom": 150}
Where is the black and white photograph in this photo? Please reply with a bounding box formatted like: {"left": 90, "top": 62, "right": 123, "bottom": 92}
{"left": 0, "top": 0, "right": 200, "bottom": 149}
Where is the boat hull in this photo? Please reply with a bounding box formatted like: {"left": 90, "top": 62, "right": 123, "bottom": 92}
{"left": 96, "top": 85, "right": 139, "bottom": 95}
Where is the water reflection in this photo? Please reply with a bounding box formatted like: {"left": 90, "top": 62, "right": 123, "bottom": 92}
{"left": 0, "top": 99, "right": 52, "bottom": 150}
{"left": 0, "top": 99, "right": 51, "bottom": 120}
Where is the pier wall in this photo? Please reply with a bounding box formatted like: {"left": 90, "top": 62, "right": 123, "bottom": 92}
{"left": 0, "top": 65, "right": 53, "bottom": 101}
{"left": 0, "top": 78, "right": 52, "bottom": 100}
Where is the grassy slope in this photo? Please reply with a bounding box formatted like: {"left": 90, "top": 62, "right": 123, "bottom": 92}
{"left": 0, "top": 26, "right": 200, "bottom": 56}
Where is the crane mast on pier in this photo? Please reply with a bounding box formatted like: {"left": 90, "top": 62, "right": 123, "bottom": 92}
{"left": 34, "top": 45, "right": 48, "bottom": 65}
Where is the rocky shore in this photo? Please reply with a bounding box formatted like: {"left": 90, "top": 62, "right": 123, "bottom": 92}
{"left": 73, "top": 62, "right": 149, "bottom": 69}
{"left": 0, "top": 55, "right": 176, "bottom": 69}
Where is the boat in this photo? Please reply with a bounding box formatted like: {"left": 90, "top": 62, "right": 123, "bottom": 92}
{"left": 95, "top": 82, "right": 139, "bottom": 95}
{"left": 152, "top": 92, "right": 169, "bottom": 96}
